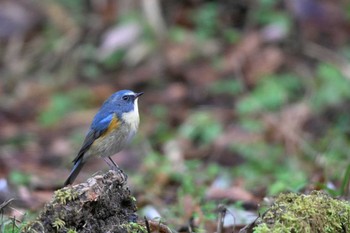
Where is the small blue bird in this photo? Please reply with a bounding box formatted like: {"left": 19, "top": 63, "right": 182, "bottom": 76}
{"left": 64, "top": 90, "right": 143, "bottom": 186}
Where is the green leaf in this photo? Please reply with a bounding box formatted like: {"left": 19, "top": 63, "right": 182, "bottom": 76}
{"left": 312, "top": 63, "right": 350, "bottom": 110}
{"left": 9, "top": 170, "right": 31, "bottom": 186}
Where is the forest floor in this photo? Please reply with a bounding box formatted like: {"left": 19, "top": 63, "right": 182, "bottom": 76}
{"left": 1, "top": 0, "right": 350, "bottom": 232}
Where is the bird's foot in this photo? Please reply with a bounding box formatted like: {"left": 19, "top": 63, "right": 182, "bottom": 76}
{"left": 113, "top": 167, "right": 128, "bottom": 184}
{"left": 103, "top": 157, "right": 128, "bottom": 183}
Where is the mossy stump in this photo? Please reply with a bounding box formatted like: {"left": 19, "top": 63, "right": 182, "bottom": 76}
{"left": 22, "top": 170, "right": 141, "bottom": 233}
{"left": 241, "top": 191, "right": 350, "bottom": 233}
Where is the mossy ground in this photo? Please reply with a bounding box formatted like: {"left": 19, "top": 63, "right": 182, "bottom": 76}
{"left": 253, "top": 191, "right": 350, "bottom": 233}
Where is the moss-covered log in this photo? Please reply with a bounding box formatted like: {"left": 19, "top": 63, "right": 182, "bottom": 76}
{"left": 22, "top": 170, "right": 141, "bottom": 233}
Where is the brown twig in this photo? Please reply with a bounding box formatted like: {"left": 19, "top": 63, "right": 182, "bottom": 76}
{"left": 144, "top": 216, "right": 151, "bottom": 233}
{"left": 216, "top": 204, "right": 227, "bottom": 233}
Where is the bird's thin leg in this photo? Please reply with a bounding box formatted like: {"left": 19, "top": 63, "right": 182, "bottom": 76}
{"left": 103, "top": 157, "right": 128, "bottom": 182}
{"left": 108, "top": 156, "right": 119, "bottom": 169}
{"left": 103, "top": 157, "right": 119, "bottom": 170}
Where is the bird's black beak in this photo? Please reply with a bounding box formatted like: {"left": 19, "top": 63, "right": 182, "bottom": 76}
{"left": 135, "top": 92, "right": 144, "bottom": 98}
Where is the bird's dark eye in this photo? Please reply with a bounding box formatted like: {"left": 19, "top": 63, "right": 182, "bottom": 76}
{"left": 122, "top": 95, "right": 130, "bottom": 101}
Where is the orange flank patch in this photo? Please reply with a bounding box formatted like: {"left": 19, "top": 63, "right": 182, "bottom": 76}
{"left": 102, "top": 114, "right": 120, "bottom": 137}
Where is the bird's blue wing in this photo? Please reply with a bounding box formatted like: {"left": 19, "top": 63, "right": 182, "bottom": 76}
{"left": 72, "top": 113, "right": 114, "bottom": 163}
{"left": 91, "top": 112, "right": 114, "bottom": 132}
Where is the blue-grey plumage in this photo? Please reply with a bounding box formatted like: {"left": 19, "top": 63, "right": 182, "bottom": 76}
{"left": 64, "top": 90, "right": 143, "bottom": 186}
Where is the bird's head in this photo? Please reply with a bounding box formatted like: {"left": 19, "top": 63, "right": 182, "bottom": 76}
{"left": 108, "top": 90, "right": 143, "bottom": 125}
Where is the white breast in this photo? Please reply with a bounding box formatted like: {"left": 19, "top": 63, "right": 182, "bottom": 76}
{"left": 121, "top": 98, "right": 140, "bottom": 132}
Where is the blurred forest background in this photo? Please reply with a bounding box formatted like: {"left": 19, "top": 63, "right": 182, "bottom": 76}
{"left": 1, "top": 0, "right": 350, "bottom": 232}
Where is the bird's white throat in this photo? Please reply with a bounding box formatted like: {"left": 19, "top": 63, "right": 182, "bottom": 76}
{"left": 121, "top": 98, "right": 140, "bottom": 131}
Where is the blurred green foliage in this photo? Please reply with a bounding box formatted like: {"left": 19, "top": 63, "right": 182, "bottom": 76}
{"left": 9, "top": 170, "right": 31, "bottom": 186}
{"left": 231, "top": 142, "right": 307, "bottom": 195}
{"left": 169, "top": 27, "right": 188, "bottom": 43}
{"left": 312, "top": 63, "right": 350, "bottom": 111}
{"left": 1, "top": 220, "right": 21, "bottom": 233}
{"left": 102, "top": 50, "right": 126, "bottom": 69}
{"left": 179, "top": 111, "right": 223, "bottom": 145}
{"left": 209, "top": 78, "right": 244, "bottom": 95}
{"left": 223, "top": 28, "right": 241, "bottom": 44}
{"left": 193, "top": 3, "right": 219, "bottom": 40}
{"left": 38, "top": 88, "right": 93, "bottom": 126}
{"left": 254, "top": 0, "right": 289, "bottom": 25}
{"left": 239, "top": 118, "right": 265, "bottom": 133}
{"left": 79, "top": 44, "right": 101, "bottom": 79}
{"left": 136, "top": 152, "right": 221, "bottom": 230}
{"left": 237, "top": 74, "right": 302, "bottom": 115}
{"left": 54, "top": 0, "right": 86, "bottom": 23}
{"left": 149, "top": 105, "right": 174, "bottom": 144}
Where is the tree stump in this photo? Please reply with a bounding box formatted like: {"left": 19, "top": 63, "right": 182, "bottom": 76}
{"left": 22, "top": 170, "right": 141, "bottom": 233}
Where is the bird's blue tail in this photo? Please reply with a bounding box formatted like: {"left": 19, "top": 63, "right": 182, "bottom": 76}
{"left": 64, "top": 158, "right": 84, "bottom": 186}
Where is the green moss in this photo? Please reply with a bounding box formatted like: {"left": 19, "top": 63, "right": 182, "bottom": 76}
{"left": 254, "top": 222, "right": 291, "bottom": 233}
{"left": 53, "top": 188, "right": 79, "bottom": 205}
{"left": 130, "top": 196, "right": 137, "bottom": 202}
{"left": 52, "top": 218, "right": 65, "bottom": 230}
{"left": 120, "top": 222, "right": 147, "bottom": 233}
{"left": 254, "top": 191, "right": 350, "bottom": 233}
